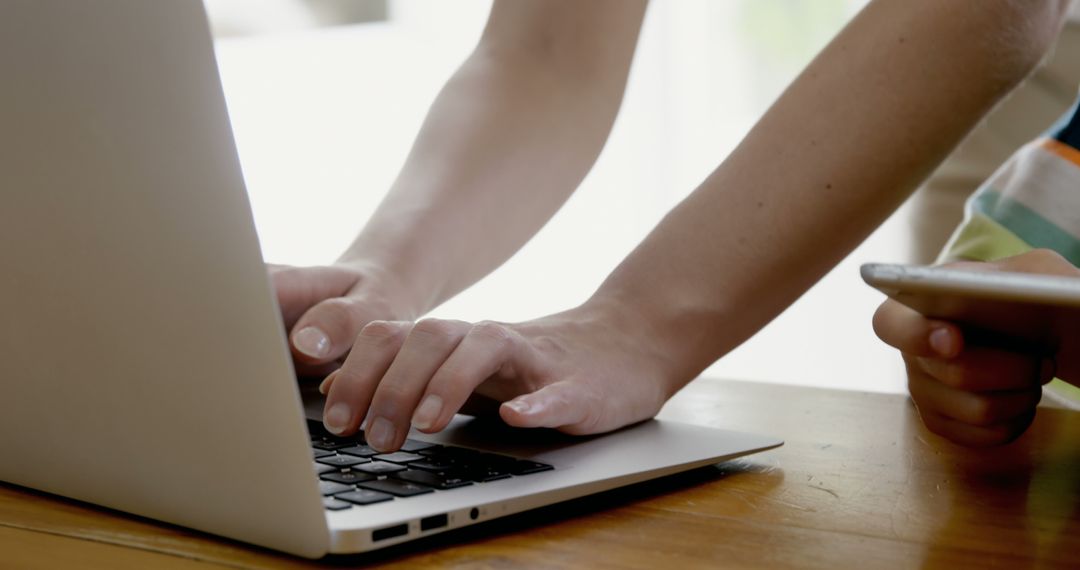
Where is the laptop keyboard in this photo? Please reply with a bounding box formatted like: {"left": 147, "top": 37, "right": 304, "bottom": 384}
{"left": 308, "top": 420, "right": 554, "bottom": 511}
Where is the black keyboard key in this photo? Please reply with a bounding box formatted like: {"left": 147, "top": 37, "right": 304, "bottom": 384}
{"left": 400, "top": 439, "right": 437, "bottom": 453}
{"left": 314, "top": 462, "right": 337, "bottom": 475}
{"left": 312, "top": 448, "right": 335, "bottom": 459}
{"left": 419, "top": 446, "right": 479, "bottom": 462}
{"left": 336, "top": 489, "right": 394, "bottom": 506}
{"left": 354, "top": 461, "right": 407, "bottom": 475}
{"left": 309, "top": 419, "right": 365, "bottom": 441}
{"left": 409, "top": 458, "right": 456, "bottom": 472}
{"left": 339, "top": 444, "right": 380, "bottom": 458}
{"left": 312, "top": 438, "right": 360, "bottom": 451}
{"left": 359, "top": 478, "right": 434, "bottom": 497}
{"left": 372, "top": 452, "right": 424, "bottom": 464}
{"left": 394, "top": 469, "right": 473, "bottom": 490}
{"left": 475, "top": 452, "right": 519, "bottom": 469}
{"left": 319, "top": 481, "right": 353, "bottom": 496}
{"left": 310, "top": 426, "right": 363, "bottom": 448}
{"left": 316, "top": 455, "right": 371, "bottom": 468}
{"left": 416, "top": 445, "right": 444, "bottom": 456}
{"left": 464, "top": 468, "right": 512, "bottom": 483}
{"left": 512, "top": 460, "right": 555, "bottom": 475}
{"left": 323, "top": 497, "right": 353, "bottom": 511}
{"left": 321, "top": 471, "right": 377, "bottom": 485}
{"left": 312, "top": 441, "right": 354, "bottom": 451}
{"left": 307, "top": 419, "right": 333, "bottom": 436}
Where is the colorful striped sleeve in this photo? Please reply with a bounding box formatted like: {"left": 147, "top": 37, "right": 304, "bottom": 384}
{"left": 939, "top": 115, "right": 1080, "bottom": 406}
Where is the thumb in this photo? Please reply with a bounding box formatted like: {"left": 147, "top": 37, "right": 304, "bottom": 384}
{"left": 270, "top": 265, "right": 358, "bottom": 330}
{"left": 872, "top": 299, "right": 962, "bottom": 358}
{"left": 500, "top": 381, "right": 597, "bottom": 434}
{"left": 290, "top": 297, "right": 376, "bottom": 365}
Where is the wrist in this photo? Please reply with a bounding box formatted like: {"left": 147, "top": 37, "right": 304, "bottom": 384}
{"left": 338, "top": 214, "right": 459, "bottom": 319}
{"left": 584, "top": 274, "right": 744, "bottom": 396}
{"left": 331, "top": 256, "right": 425, "bottom": 321}
{"left": 573, "top": 291, "right": 694, "bottom": 400}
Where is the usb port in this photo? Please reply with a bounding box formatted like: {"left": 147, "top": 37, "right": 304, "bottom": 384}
{"left": 372, "top": 523, "right": 409, "bottom": 542}
{"left": 420, "top": 514, "right": 448, "bottom": 531}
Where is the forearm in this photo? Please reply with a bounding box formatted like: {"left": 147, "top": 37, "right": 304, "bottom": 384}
{"left": 592, "top": 0, "right": 1069, "bottom": 389}
{"left": 340, "top": 0, "right": 646, "bottom": 318}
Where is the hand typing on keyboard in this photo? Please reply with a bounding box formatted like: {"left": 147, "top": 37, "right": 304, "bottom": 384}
{"left": 318, "top": 298, "right": 679, "bottom": 452}
{"left": 269, "top": 263, "right": 416, "bottom": 378}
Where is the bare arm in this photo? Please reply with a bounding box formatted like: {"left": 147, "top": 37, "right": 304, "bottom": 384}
{"left": 341, "top": 0, "right": 646, "bottom": 315}
{"left": 319, "top": 0, "right": 1071, "bottom": 448}
{"left": 595, "top": 0, "right": 1071, "bottom": 390}
{"left": 276, "top": 0, "right": 646, "bottom": 368}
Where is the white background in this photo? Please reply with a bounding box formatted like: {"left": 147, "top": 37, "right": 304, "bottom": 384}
{"left": 212, "top": 0, "right": 914, "bottom": 394}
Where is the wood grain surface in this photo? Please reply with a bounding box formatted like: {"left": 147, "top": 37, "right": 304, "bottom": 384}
{"left": 2, "top": 379, "right": 1078, "bottom": 569}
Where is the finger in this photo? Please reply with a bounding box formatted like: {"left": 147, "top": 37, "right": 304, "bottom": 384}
{"left": 290, "top": 296, "right": 378, "bottom": 365}
{"left": 410, "top": 321, "right": 524, "bottom": 434}
{"left": 908, "top": 368, "right": 1042, "bottom": 427}
{"left": 918, "top": 408, "right": 1036, "bottom": 447}
{"left": 322, "top": 320, "right": 409, "bottom": 436}
{"left": 364, "top": 319, "right": 469, "bottom": 451}
{"left": 269, "top": 265, "right": 357, "bottom": 330}
{"left": 873, "top": 300, "right": 962, "bottom": 358}
{"left": 916, "top": 348, "right": 1055, "bottom": 392}
{"left": 500, "top": 380, "right": 601, "bottom": 435}
{"left": 318, "top": 369, "right": 340, "bottom": 395}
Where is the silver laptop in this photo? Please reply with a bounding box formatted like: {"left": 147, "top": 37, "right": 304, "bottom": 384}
{"left": 0, "top": 0, "right": 782, "bottom": 558}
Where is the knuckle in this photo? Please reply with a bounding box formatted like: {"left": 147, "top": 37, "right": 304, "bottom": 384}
{"left": 431, "top": 366, "right": 470, "bottom": 392}
{"left": 933, "top": 361, "right": 966, "bottom": 389}
{"left": 312, "top": 297, "right": 363, "bottom": 330}
{"left": 470, "top": 320, "right": 513, "bottom": 346}
{"left": 964, "top": 397, "right": 997, "bottom": 426}
{"left": 357, "top": 320, "right": 406, "bottom": 347}
{"left": 411, "top": 318, "right": 458, "bottom": 340}
{"left": 331, "top": 296, "right": 372, "bottom": 322}
{"left": 327, "top": 368, "right": 373, "bottom": 401}
{"left": 371, "top": 383, "right": 412, "bottom": 408}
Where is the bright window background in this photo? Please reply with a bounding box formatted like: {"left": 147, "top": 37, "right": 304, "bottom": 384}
{"left": 211, "top": 0, "right": 915, "bottom": 394}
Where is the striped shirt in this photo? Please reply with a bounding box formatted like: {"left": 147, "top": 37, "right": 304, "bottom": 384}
{"left": 941, "top": 100, "right": 1080, "bottom": 405}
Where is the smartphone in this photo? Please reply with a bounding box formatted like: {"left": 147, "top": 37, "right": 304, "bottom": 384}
{"left": 860, "top": 262, "right": 1080, "bottom": 339}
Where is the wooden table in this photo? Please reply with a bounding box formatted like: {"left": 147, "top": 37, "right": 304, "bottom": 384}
{"left": 3, "top": 379, "right": 1078, "bottom": 569}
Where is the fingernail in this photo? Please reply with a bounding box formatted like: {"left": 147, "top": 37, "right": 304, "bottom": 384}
{"left": 324, "top": 402, "right": 352, "bottom": 435}
{"left": 928, "top": 328, "right": 954, "bottom": 357}
{"left": 504, "top": 399, "right": 531, "bottom": 415}
{"left": 367, "top": 417, "right": 395, "bottom": 450}
{"left": 294, "top": 326, "right": 330, "bottom": 359}
{"left": 317, "top": 373, "right": 336, "bottom": 395}
{"left": 412, "top": 395, "right": 443, "bottom": 431}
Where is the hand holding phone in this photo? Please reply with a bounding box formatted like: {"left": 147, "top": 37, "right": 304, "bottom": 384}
{"left": 861, "top": 260, "right": 1080, "bottom": 341}
{"left": 862, "top": 250, "right": 1080, "bottom": 446}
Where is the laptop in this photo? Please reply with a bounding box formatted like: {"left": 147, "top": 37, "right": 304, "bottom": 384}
{"left": 0, "top": 0, "right": 782, "bottom": 558}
